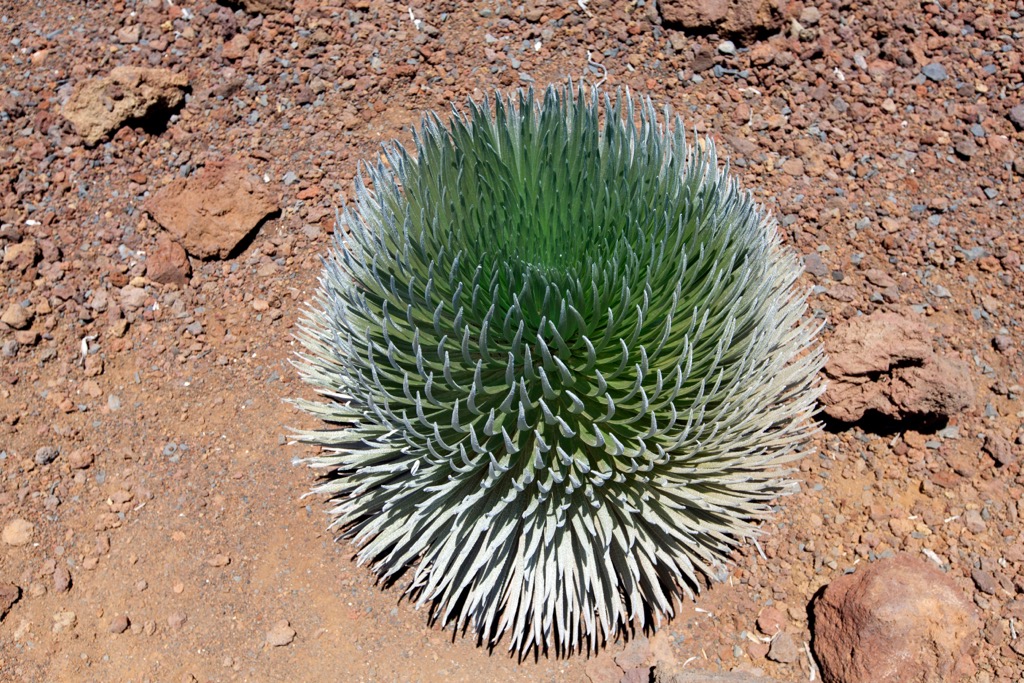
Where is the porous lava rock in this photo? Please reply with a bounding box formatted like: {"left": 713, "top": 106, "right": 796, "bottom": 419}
{"left": 659, "top": 0, "right": 785, "bottom": 40}
{"left": 820, "top": 311, "right": 974, "bottom": 424}
{"left": 61, "top": 66, "right": 189, "bottom": 146}
{"left": 225, "top": 0, "right": 293, "bottom": 14}
{"left": 811, "top": 554, "right": 980, "bottom": 683}
{"left": 146, "top": 158, "right": 278, "bottom": 259}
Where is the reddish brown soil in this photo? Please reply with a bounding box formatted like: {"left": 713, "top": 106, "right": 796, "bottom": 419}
{"left": 1, "top": 1, "right": 1023, "bottom": 682}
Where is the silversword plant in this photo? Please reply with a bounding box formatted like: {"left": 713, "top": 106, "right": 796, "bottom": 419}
{"left": 295, "top": 82, "right": 823, "bottom": 654}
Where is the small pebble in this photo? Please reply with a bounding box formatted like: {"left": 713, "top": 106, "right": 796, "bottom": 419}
{"left": 68, "top": 449, "right": 94, "bottom": 469}
{"left": 803, "top": 252, "right": 829, "bottom": 278}
{"left": 921, "top": 63, "right": 948, "bottom": 82}
{"left": 757, "top": 606, "right": 785, "bottom": 634}
{"left": 207, "top": 554, "right": 231, "bottom": 567}
{"left": 34, "top": 446, "right": 59, "bottom": 466}
{"left": 971, "top": 568, "right": 998, "bottom": 595}
{"left": 955, "top": 138, "right": 978, "bottom": 159}
{"left": 2, "top": 518, "right": 35, "bottom": 547}
{"left": 767, "top": 631, "right": 801, "bottom": 663}
{"left": 52, "top": 610, "right": 77, "bottom": 633}
{"left": 108, "top": 614, "right": 130, "bottom": 634}
{"left": 266, "top": 619, "right": 296, "bottom": 647}
{"left": 799, "top": 5, "right": 821, "bottom": 25}
{"left": 1008, "top": 105, "right": 1024, "bottom": 130}
{"left": 53, "top": 567, "right": 72, "bottom": 593}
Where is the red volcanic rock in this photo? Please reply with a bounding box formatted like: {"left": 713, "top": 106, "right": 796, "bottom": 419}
{"left": 147, "top": 158, "right": 277, "bottom": 260}
{"left": 659, "top": 0, "right": 785, "bottom": 41}
{"left": 821, "top": 311, "right": 974, "bottom": 424}
{"left": 812, "top": 555, "right": 980, "bottom": 683}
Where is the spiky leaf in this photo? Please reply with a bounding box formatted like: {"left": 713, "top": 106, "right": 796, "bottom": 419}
{"left": 294, "top": 83, "right": 824, "bottom": 654}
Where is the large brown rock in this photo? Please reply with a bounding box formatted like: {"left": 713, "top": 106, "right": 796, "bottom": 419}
{"left": 62, "top": 67, "right": 189, "bottom": 146}
{"left": 886, "top": 357, "right": 974, "bottom": 419}
{"left": 811, "top": 555, "right": 980, "bottom": 683}
{"left": 823, "top": 312, "right": 932, "bottom": 378}
{"left": 146, "top": 158, "right": 278, "bottom": 259}
{"left": 820, "top": 311, "right": 974, "bottom": 424}
{"left": 660, "top": 0, "right": 785, "bottom": 40}
{"left": 227, "top": 0, "right": 293, "bottom": 14}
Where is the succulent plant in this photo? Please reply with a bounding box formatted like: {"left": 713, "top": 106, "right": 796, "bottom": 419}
{"left": 294, "top": 83, "right": 823, "bottom": 654}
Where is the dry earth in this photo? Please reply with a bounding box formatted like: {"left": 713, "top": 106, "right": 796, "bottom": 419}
{"left": 1, "top": 0, "right": 1023, "bottom": 682}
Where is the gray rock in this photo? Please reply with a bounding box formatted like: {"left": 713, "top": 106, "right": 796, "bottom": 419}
{"left": 766, "top": 631, "right": 801, "bottom": 663}
{"left": 1009, "top": 104, "right": 1024, "bottom": 131}
{"left": 1, "top": 340, "right": 18, "bottom": 357}
{"left": 983, "top": 433, "right": 1015, "bottom": 466}
{"left": 971, "top": 568, "right": 998, "bottom": 595}
{"left": 803, "top": 252, "right": 829, "bottom": 278}
{"left": 954, "top": 138, "right": 979, "bottom": 159}
{"left": 34, "top": 446, "right": 59, "bottom": 466}
{"left": 921, "top": 63, "right": 947, "bottom": 82}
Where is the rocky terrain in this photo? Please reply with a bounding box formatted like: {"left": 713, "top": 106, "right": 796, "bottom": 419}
{"left": 1, "top": 0, "right": 1022, "bottom": 681}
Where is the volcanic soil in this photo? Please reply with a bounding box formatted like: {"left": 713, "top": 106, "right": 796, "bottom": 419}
{"left": 1, "top": 0, "right": 1023, "bottom": 682}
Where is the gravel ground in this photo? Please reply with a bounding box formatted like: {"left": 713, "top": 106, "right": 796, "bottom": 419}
{"left": 1, "top": 0, "right": 1023, "bottom": 681}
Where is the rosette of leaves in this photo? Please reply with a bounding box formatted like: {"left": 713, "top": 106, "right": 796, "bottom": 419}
{"left": 294, "top": 83, "right": 823, "bottom": 655}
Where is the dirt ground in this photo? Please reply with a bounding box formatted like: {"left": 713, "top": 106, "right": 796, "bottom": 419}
{"left": 1, "top": 0, "right": 1023, "bottom": 681}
